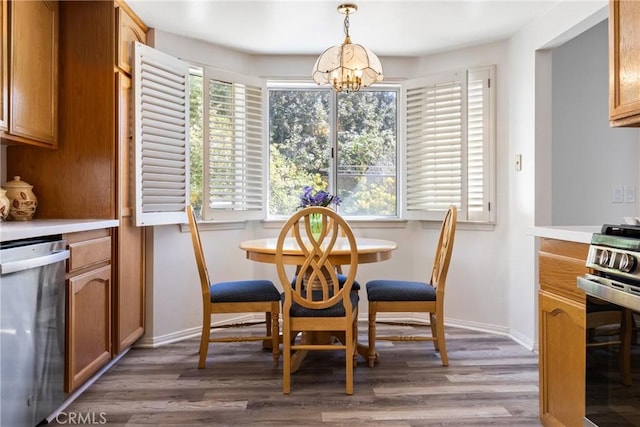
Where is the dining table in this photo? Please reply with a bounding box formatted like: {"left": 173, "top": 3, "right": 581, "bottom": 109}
{"left": 239, "top": 236, "right": 397, "bottom": 372}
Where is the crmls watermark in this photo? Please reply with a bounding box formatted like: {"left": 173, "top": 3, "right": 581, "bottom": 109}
{"left": 54, "top": 411, "right": 107, "bottom": 425}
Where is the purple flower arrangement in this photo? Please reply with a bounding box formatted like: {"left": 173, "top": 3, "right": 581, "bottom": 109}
{"left": 298, "top": 185, "right": 341, "bottom": 208}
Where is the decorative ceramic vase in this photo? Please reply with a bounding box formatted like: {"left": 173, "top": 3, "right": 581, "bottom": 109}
{"left": 0, "top": 188, "right": 10, "bottom": 221}
{"left": 5, "top": 176, "right": 38, "bottom": 221}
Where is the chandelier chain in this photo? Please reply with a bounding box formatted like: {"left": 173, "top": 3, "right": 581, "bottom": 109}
{"left": 343, "top": 12, "right": 350, "bottom": 38}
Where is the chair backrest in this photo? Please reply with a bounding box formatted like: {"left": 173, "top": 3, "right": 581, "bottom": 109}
{"left": 187, "top": 205, "right": 211, "bottom": 301}
{"left": 430, "top": 206, "right": 457, "bottom": 297}
{"left": 276, "top": 206, "right": 358, "bottom": 312}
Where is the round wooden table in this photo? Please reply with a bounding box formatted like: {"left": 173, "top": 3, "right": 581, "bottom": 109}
{"left": 240, "top": 237, "right": 397, "bottom": 265}
{"left": 240, "top": 236, "right": 397, "bottom": 372}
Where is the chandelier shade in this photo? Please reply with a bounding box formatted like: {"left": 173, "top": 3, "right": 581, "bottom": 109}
{"left": 311, "top": 4, "right": 383, "bottom": 93}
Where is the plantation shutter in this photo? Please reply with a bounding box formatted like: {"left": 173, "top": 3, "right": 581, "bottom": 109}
{"left": 202, "top": 68, "right": 266, "bottom": 221}
{"left": 403, "top": 66, "right": 495, "bottom": 223}
{"left": 133, "top": 42, "right": 190, "bottom": 226}
{"left": 467, "top": 67, "right": 492, "bottom": 222}
{"left": 404, "top": 71, "right": 465, "bottom": 221}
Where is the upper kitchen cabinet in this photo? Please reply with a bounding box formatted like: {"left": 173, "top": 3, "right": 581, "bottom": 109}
{"left": 116, "top": 0, "right": 147, "bottom": 74}
{"left": 7, "top": 1, "right": 115, "bottom": 219}
{"left": 1, "top": 0, "right": 59, "bottom": 147}
{"left": 0, "top": 1, "right": 7, "bottom": 131}
{"left": 609, "top": 0, "right": 640, "bottom": 127}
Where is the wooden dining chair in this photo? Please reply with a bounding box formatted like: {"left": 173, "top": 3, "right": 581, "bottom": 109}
{"left": 366, "top": 205, "right": 457, "bottom": 367}
{"left": 186, "top": 205, "right": 281, "bottom": 368}
{"left": 276, "top": 206, "right": 359, "bottom": 394}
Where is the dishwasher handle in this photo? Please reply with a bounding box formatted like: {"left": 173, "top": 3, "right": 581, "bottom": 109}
{"left": 0, "top": 250, "right": 70, "bottom": 275}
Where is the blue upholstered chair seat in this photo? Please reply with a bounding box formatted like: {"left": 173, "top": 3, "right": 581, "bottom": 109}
{"left": 210, "top": 280, "right": 281, "bottom": 303}
{"left": 366, "top": 280, "right": 436, "bottom": 302}
{"left": 292, "top": 273, "right": 360, "bottom": 291}
{"left": 281, "top": 291, "right": 359, "bottom": 317}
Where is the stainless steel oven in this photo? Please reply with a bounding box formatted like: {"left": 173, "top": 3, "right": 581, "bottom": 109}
{"left": 578, "top": 225, "right": 640, "bottom": 426}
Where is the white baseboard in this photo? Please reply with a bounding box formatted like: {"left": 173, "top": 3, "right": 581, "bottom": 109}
{"left": 138, "top": 312, "right": 535, "bottom": 351}
{"left": 135, "top": 313, "right": 265, "bottom": 348}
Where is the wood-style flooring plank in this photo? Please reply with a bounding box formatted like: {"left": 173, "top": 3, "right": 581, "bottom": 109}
{"left": 48, "top": 323, "right": 541, "bottom": 426}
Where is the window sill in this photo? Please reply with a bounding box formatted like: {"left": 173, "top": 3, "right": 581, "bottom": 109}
{"left": 261, "top": 218, "right": 409, "bottom": 230}
{"left": 178, "top": 218, "right": 495, "bottom": 233}
{"left": 420, "top": 220, "right": 495, "bottom": 231}
{"left": 179, "top": 220, "right": 248, "bottom": 233}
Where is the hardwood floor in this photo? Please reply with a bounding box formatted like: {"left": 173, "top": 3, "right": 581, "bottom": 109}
{"left": 50, "top": 323, "right": 541, "bottom": 426}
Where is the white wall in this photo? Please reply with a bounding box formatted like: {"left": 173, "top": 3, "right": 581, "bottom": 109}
{"left": 510, "top": 0, "right": 608, "bottom": 347}
{"left": 141, "top": 2, "right": 626, "bottom": 351}
{"left": 551, "top": 20, "right": 640, "bottom": 226}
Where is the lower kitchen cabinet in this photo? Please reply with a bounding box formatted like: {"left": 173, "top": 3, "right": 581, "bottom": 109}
{"left": 113, "top": 219, "right": 145, "bottom": 353}
{"left": 64, "top": 229, "right": 112, "bottom": 393}
{"left": 538, "top": 238, "right": 588, "bottom": 427}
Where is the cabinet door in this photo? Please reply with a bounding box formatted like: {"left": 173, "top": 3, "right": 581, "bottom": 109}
{"left": 539, "top": 290, "right": 585, "bottom": 427}
{"left": 114, "top": 71, "right": 145, "bottom": 354}
{"left": 66, "top": 264, "right": 112, "bottom": 393}
{"left": 8, "top": 0, "right": 58, "bottom": 146}
{"left": 609, "top": 0, "right": 640, "bottom": 126}
{"left": 0, "top": 0, "right": 7, "bottom": 131}
{"left": 116, "top": 4, "right": 146, "bottom": 74}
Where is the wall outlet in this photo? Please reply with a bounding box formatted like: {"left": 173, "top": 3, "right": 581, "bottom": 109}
{"left": 625, "top": 185, "right": 636, "bottom": 203}
{"left": 613, "top": 185, "right": 624, "bottom": 203}
{"left": 515, "top": 154, "right": 522, "bottom": 171}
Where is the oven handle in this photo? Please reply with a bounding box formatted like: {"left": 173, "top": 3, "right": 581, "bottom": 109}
{"left": 0, "top": 250, "right": 70, "bottom": 275}
{"left": 578, "top": 274, "right": 640, "bottom": 311}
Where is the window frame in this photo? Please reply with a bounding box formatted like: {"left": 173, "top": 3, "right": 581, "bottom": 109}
{"left": 402, "top": 65, "right": 496, "bottom": 224}
{"left": 196, "top": 66, "right": 268, "bottom": 222}
{"left": 266, "top": 82, "right": 401, "bottom": 220}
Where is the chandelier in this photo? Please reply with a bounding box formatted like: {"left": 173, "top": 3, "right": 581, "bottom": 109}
{"left": 311, "top": 3, "right": 383, "bottom": 93}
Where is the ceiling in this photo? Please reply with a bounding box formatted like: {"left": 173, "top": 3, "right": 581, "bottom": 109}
{"left": 126, "top": 0, "right": 567, "bottom": 57}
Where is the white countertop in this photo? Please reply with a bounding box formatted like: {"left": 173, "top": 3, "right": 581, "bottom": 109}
{"left": 0, "top": 219, "right": 120, "bottom": 242}
{"left": 529, "top": 225, "right": 602, "bottom": 244}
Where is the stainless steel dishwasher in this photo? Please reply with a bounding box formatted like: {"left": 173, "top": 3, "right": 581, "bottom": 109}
{"left": 1, "top": 236, "right": 70, "bottom": 427}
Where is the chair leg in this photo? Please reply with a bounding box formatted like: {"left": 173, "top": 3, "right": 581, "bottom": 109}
{"left": 198, "top": 307, "right": 211, "bottom": 369}
{"left": 368, "top": 305, "right": 377, "bottom": 368}
{"left": 345, "top": 319, "right": 354, "bottom": 395}
{"left": 282, "top": 323, "right": 291, "bottom": 394}
{"left": 353, "top": 317, "right": 358, "bottom": 366}
{"left": 271, "top": 305, "right": 280, "bottom": 367}
{"left": 432, "top": 311, "right": 448, "bottom": 366}
{"left": 429, "top": 312, "right": 439, "bottom": 351}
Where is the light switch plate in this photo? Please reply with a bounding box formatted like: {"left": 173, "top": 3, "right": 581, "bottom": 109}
{"left": 625, "top": 185, "right": 636, "bottom": 203}
{"left": 613, "top": 185, "right": 624, "bottom": 203}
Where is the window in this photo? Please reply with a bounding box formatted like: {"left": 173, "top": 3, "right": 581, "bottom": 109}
{"left": 183, "top": 63, "right": 494, "bottom": 224}
{"left": 189, "top": 66, "right": 266, "bottom": 221}
{"left": 404, "top": 65, "right": 495, "bottom": 223}
{"left": 268, "top": 86, "right": 398, "bottom": 218}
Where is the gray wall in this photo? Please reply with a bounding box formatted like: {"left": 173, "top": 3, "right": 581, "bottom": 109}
{"left": 551, "top": 20, "right": 640, "bottom": 226}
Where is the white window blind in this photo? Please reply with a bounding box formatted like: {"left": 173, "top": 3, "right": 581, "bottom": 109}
{"left": 133, "top": 42, "right": 190, "bottom": 226}
{"left": 403, "top": 66, "right": 495, "bottom": 223}
{"left": 202, "top": 68, "right": 266, "bottom": 221}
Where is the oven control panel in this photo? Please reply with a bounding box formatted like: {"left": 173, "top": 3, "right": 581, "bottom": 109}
{"left": 586, "top": 245, "right": 639, "bottom": 279}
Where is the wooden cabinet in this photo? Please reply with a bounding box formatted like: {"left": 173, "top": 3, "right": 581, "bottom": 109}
{"left": 113, "top": 1, "right": 147, "bottom": 354}
{"left": 0, "top": 0, "right": 7, "bottom": 131}
{"left": 64, "top": 229, "right": 112, "bottom": 393}
{"left": 6, "top": 0, "right": 148, "bottom": 387}
{"left": 116, "top": 1, "right": 146, "bottom": 74}
{"left": 1, "top": 0, "right": 59, "bottom": 147}
{"left": 538, "top": 238, "right": 588, "bottom": 427}
{"left": 609, "top": 0, "right": 640, "bottom": 127}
